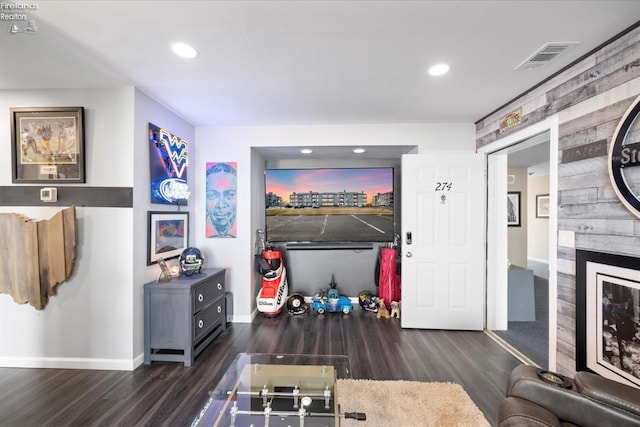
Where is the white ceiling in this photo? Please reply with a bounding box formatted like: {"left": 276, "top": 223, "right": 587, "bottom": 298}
{"left": 1, "top": 1, "right": 639, "bottom": 129}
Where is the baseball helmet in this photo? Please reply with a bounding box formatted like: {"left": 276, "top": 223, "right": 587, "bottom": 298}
{"left": 180, "top": 247, "right": 204, "bottom": 275}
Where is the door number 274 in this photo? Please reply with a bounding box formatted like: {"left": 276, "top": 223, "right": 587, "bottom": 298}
{"left": 435, "top": 182, "right": 453, "bottom": 191}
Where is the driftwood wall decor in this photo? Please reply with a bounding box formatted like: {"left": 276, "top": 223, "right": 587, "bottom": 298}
{"left": 0, "top": 206, "right": 77, "bottom": 310}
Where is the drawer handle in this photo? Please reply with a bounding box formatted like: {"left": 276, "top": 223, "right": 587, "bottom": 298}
{"left": 198, "top": 294, "right": 204, "bottom": 302}
{"left": 198, "top": 319, "right": 204, "bottom": 329}
{"left": 217, "top": 306, "right": 222, "bottom": 313}
{"left": 217, "top": 283, "right": 222, "bottom": 290}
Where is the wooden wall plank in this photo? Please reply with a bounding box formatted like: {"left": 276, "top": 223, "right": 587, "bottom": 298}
{"left": 558, "top": 187, "right": 599, "bottom": 205}
{"left": 558, "top": 218, "right": 635, "bottom": 235}
{"left": 575, "top": 234, "right": 640, "bottom": 254}
{"left": 558, "top": 201, "right": 633, "bottom": 220}
{"left": 558, "top": 171, "right": 610, "bottom": 192}
{"left": 559, "top": 97, "right": 633, "bottom": 138}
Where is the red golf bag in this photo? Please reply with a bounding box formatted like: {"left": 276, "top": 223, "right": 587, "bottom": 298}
{"left": 256, "top": 248, "right": 289, "bottom": 315}
{"left": 378, "top": 247, "right": 401, "bottom": 310}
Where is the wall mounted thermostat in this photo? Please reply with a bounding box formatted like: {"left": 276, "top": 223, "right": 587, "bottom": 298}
{"left": 40, "top": 187, "right": 57, "bottom": 202}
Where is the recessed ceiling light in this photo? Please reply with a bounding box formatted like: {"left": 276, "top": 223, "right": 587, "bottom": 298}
{"left": 300, "top": 148, "right": 313, "bottom": 154}
{"left": 428, "top": 63, "right": 450, "bottom": 76}
{"left": 353, "top": 148, "right": 366, "bottom": 154}
{"left": 170, "top": 42, "right": 198, "bottom": 59}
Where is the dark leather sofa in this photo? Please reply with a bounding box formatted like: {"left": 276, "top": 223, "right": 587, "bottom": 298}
{"left": 497, "top": 364, "right": 640, "bottom": 427}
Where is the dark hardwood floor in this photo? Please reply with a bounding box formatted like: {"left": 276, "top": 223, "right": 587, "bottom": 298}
{"left": 0, "top": 309, "right": 521, "bottom": 426}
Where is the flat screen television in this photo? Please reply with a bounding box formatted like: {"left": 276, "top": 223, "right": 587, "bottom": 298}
{"left": 264, "top": 167, "right": 395, "bottom": 243}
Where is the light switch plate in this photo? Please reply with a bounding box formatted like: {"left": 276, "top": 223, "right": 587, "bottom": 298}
{"left": 558, "top": 230, "right": 575, "bottom": 248}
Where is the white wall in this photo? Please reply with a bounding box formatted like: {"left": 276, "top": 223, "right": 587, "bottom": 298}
{"left": 0, "top": 88, "right": 194, "bottom": 370}
{"left": 0, "top": 88, "right": 136, "bottom": 369}
{"left": 194, "top": 123, "right": 475, "bottom": 321}
{"left": 132, "top": 89, "right": 195, "bottom": 362}
{"left": 527, "top": 174, "right": 550, "bottom": 262}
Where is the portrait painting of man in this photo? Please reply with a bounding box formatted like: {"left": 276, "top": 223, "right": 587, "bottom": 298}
{"left": 205, "top": 162, "right": 237, "bottom": 238}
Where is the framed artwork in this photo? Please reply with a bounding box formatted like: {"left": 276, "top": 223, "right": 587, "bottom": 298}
{"left": 576, "top": 250, "right": 640, "bottom": 388}
{"left": 205, "top": 162, "right": 237, "bottom": 238}
{"left": 10, "top": 107, "right": 85, "bottom": 183}
{"left": 536, "top": 194, "right": 550, "bottom": 218}
{"left": 147, "top": 211, "right": 189, "bottom": 265}
{"left": 507, "top": 191, "right": 521, "bottom": 227}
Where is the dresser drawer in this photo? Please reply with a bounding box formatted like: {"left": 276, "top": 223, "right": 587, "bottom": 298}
{"left": 194, "top": 298, "right": 224, "bottom": 342}
{"left": 193, "top": 275, "right": 225, "bottom": 312}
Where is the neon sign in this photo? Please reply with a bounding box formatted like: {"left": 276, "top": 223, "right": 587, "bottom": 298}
{"left": 149, "top": 123, "right": 189, "bottom": 205}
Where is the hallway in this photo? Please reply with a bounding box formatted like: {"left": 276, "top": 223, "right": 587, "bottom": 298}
{"left": 494, "top": 270, "right": 549, "bottom": 367}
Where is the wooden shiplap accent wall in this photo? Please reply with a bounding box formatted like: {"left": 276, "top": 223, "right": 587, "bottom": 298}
{"left": 476, "top": 24, "right": 640, "bottom": 376}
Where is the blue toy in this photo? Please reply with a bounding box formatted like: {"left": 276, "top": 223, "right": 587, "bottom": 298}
{"left": 312, "top": 287, "right": 353, "bottom": 315}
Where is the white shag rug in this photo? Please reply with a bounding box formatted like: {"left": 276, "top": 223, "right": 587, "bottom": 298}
{"left": 337, "top": 379, "right": 490, "bottom": 427}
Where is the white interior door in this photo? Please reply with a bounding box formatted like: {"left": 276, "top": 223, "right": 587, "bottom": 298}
{"left": 401, "top": 152, "right": 485, "bottom": 330}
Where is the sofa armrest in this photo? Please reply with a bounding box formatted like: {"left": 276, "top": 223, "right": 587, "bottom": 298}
{"left": 575, "top": 371, "right": 640, "bottom": 417}
{"left": 498, "top": 396, "right": 562, "bottom": 427}
{"left": 506, "top": 365, "right": 640, "bottom": 427}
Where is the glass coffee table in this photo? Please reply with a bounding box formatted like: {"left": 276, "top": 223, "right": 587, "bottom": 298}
{"left": 191, "top": 353, "right": 352, "bottom": 427}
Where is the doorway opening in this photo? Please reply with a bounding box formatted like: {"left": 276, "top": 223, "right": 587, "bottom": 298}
{"left": 492, "top": 133, "right": 550, "bottom": 367}
{"left": 482, "top": 116, "right": 559, "bottom": 370}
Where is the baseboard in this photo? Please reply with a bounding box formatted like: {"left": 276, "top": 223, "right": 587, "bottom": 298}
{"left": 233, "top": 313, "right": 255, "bottom": 323}
{"left": 0, "top": 356, "right": 138, "bottom": 371}
{"left": 527, "top": 257, "right": 550, "bottom": 279}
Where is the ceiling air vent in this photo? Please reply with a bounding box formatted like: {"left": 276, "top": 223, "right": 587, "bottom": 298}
{"left": 515, "top": 42, "right": 579, "bottom": 70}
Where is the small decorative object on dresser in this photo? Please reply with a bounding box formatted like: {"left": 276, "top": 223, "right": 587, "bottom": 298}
{"left": 144, "top": 268, "right": 226, "bottom": 367}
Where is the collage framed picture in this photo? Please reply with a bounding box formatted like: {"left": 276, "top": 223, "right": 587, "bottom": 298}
{"left": 576, "top": 250, "right": 640, "bottom": 389}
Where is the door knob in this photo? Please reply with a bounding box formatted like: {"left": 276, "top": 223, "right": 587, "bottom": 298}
{"left": 406, "top": 252, "right": 412, "bottom": 258}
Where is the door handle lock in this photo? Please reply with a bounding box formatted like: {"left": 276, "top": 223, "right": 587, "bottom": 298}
{"left": 406, "top": 231, "right": 412, "bottom": 245}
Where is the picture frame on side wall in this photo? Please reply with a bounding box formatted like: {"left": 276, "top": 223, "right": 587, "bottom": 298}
{"left": 507, "top": 191, "right": 521, "bottom": 227}
{"left": 536, "top": 194, "right": 550, "bottom": 218}
{"left": 10, "top": 107, "right": 86, "bottom": 183}
{"left": 576, "top": 250, "right": 640, "bottom": 389}
{"left": 147, "top": 211, "right": 189, "bottom": 265}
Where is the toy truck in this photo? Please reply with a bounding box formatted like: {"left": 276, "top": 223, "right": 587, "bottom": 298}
{"left": 312, "top": 288, "right": 353, "bottom": 315}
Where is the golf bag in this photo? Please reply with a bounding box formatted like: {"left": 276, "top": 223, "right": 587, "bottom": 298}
{"left": 378, "top": 247, "right": 401, "bottom": 310}
{"left": 256, "top": 248, "right": 289, "bottom": 315}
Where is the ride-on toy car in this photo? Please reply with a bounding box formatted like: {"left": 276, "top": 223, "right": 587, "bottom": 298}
{"left": 312, "top": 288, "right": 353, "bottom": 314}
